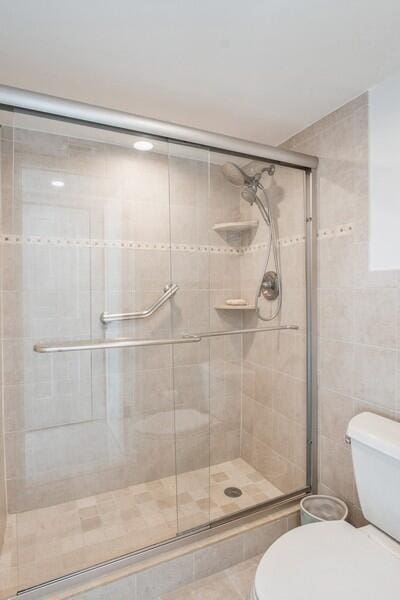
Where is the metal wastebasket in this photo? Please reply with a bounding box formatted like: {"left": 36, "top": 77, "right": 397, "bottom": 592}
{"left": 300, "top": 494, "right": 348, "bottom": 525}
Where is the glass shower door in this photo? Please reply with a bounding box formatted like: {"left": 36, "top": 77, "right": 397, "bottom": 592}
{"left": 207, "top": 149, "right": 308, "bottom": 519}
{"left": 3, "top": 112, "right": 181, "bottom": 591}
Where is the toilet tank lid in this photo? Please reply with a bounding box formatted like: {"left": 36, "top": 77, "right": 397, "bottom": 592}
{"left": 347, "top": 412, "right": 400, "bottom": 460}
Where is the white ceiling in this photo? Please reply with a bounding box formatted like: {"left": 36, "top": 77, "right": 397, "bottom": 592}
{"left": 1, "top": 0, "right": 400, "bottom": 145}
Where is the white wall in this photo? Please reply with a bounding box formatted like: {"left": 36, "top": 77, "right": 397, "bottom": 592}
{"left": 369, "top": 70, "right": 400, "bottom": 270}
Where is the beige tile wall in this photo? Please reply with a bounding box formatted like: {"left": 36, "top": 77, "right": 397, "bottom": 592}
{"left": 283, "top": 93, "right": 394, "bottom": 523}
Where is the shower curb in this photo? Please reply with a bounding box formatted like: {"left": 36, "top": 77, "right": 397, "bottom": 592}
{"left": 14, "top": 502, "right": 299, "bottom": 600}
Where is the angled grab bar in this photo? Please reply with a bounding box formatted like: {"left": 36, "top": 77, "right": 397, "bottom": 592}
{"left": 100, "top": 283, "right": 179, "bottom": 324}
{"left": 33, "top": 325, "right": 299, "bottom": 353}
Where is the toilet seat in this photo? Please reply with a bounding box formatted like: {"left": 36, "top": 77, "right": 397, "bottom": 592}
{"left": 253, "top": 520, "right": 400, "bottom": 600}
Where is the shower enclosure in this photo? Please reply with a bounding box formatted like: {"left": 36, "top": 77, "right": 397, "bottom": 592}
{"left": 0, "top": 87, "right": 317, "bottom": 597}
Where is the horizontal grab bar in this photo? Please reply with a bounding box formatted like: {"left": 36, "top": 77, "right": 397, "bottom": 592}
{"left": 33, "top": 325, "right": 299, "bottom": 354}
{"left": 100, "top": 283, "right": 179, "bottom": 324}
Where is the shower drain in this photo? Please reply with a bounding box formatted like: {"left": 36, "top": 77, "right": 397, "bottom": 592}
{"left": 224, "top": 486, "right": 243, "bottom": 498}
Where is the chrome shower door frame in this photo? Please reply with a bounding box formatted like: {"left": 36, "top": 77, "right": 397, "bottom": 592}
{"left": 305, "top": 167, "right": 318, "bottom": 493}
{"left": 0, "top": 85, "right": 318, "bottom": 595}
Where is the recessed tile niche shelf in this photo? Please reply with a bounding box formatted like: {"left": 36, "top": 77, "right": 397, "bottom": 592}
{"left": 212, "top": 220, "right": 259, "bottom": 233}
{"left": 214, "top": 304, "right": 256, "bottom": 311}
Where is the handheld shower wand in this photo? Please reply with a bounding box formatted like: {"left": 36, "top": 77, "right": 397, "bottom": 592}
{"left": 221, "top": 161, "right": 282, "bottom": 321}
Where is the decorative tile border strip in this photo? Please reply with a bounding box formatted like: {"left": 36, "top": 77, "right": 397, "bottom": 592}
{"left": 0, "top": 234, "right": 242, "bottom": 255}
{"left": 0, "top": 223, "right": 353, "bottom": 254}
{"left": 244, "top": 223, "right": 353, "bottom": 252}
{"left": 278, "top": 234, "right": 306, "bottom": 248}
{"left": 317, "top": 223, "right": 353, "bottom": 240}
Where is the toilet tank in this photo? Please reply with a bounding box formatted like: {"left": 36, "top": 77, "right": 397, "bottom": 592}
{"left": 347, "top": 412, "right": 400, "bottom": 541}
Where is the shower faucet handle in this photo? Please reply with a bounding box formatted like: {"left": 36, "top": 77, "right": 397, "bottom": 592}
{"left": 261, "top": 271, "right": 279, "bottom": 301}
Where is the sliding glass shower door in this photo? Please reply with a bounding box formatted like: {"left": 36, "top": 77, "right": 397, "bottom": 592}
{"left": 1, "top": 112, "right": 201, "bottom": 591}
{"left": 0, "top": 107, "right": 308, "bottom": 597}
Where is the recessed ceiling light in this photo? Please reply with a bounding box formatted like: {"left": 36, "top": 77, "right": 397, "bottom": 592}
{"left": 51, "top": 180, "right": 65, "bottom": 188}
{"left": 133, "top": 140, "right": 154, "bottom": 151}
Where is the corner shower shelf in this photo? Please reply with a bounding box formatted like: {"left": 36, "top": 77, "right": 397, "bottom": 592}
{"left": 212, "top": 220, "right": 259, "bottom": 233}
{"left": 214, "top": 304, "right": 256, "bottom": 311}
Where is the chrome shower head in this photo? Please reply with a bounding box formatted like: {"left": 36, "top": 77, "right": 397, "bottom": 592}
{"left": 222, "top": 161, "right": 275, "bottom": 189}
{"left": 221, "top": 162, "right": 252, "bottom": 187}
{"left": 221, "top": 160, "right": 274, "bottom": 223}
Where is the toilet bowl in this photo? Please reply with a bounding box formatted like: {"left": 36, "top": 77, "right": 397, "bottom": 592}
{"left": 252, "top": 412, "right": 400, "bottom": 599}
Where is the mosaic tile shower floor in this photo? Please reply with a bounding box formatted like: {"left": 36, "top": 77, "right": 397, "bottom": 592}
{"left": 0, "top": 458, "right": 281, "bottom": 596}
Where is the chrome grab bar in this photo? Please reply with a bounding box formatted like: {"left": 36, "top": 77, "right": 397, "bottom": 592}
{"left": 100, "top": 283, "right": 179, "bottom": 324}
{"left": 33, "top": 325, "right": 299, "bottom": 354}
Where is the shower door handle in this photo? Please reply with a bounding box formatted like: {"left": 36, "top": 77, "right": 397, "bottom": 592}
{"left": 100, "top": 283, "right": 179, "bottom": 324}
{"left": 33, "top": 325, "right": 298, "bottom": 353}
{"left": 34, "top": 333, "right": 201, "bottom": 353}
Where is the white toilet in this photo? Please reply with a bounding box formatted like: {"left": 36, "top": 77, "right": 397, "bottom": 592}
{"left": 251, "top": 412, "right": 400, "bottom": 599}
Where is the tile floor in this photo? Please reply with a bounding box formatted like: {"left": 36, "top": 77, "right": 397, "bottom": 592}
{"left": 160, "top": 554, "right": 260, "bottom": 599}
{"left": 0, "top": 458, "right": 280, "bottom": 597}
